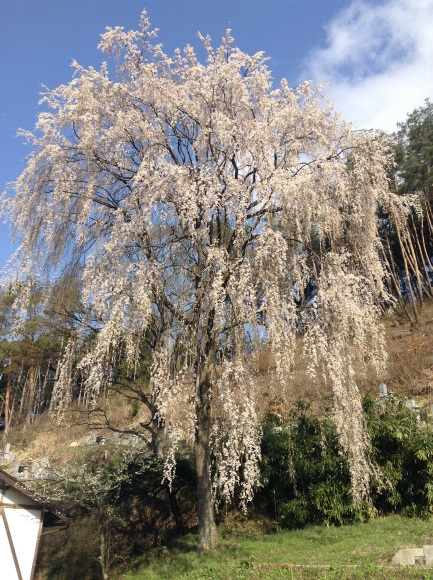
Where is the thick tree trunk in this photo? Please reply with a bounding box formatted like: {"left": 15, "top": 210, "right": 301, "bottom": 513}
{"left": 195, "top": 377, "right": 217, "bottom": 551}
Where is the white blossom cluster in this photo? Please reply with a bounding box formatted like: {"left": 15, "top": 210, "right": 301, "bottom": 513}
{"left": 1, "top": 12, "right": 410, "bottom": 506}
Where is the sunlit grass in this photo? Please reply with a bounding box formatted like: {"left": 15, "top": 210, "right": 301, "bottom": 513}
{"left": 119, "top": 515, "right": 433, "bottom": 579}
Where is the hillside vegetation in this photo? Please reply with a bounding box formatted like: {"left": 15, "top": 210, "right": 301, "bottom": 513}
{"left": 1, "top": 300, "right": 431, "bottom": 578}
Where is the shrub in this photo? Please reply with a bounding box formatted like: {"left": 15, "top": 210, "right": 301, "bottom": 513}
{"left": 259, "top": 396, "right": 433, "bottom": 529}
{"left": 364, "top": 395, "right": 433, "bottom": 516}
{"left": 258, "top": 401, "right": 356, "bottom": 529}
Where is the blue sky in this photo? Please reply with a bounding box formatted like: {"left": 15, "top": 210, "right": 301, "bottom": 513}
{"left": 1, "top": 0, "right": 433, "bottom": 272}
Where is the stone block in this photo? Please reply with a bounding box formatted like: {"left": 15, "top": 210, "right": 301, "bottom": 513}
{"left": 392, "top": 549, "right": 424, "bottom": 566}
{"left": 423, "top": 545, "right": 433, "bottom": 564}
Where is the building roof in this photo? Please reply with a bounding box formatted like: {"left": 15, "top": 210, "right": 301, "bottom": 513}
{"left": 0, "top": 467, "right": 70, "bottom": 529}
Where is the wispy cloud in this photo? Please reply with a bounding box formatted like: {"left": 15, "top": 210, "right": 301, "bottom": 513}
{"left": 302, "top": 0, "right": 433, "bottom": 132}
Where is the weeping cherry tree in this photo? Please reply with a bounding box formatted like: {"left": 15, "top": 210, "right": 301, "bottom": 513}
{"left": 1, "top": 12, "right": 408, "bottom": 550}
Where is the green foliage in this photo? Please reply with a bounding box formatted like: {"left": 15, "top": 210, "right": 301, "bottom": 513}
{"left": 259, "top": 397, "right": 433, "bottom": 529}
{"left": 364, "top": 395, "right": 433, "bottom": 516}
{"left": 258, "top": 401, "right": 356, "bottom": 529}
{"left": 395, "top": 99, "right": 433, "bottom": 197}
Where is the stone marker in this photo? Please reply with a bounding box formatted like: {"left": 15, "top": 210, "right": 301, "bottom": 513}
{"left": 379, "top": 383, "right": 388, "bottom": 398}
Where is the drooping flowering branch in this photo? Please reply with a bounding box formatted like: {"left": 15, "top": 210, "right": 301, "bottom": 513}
{"left": 1, "top": 11, "right": 412, "bottom": 548}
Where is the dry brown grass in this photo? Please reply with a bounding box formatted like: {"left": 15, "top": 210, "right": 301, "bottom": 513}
{"left": 9, "top": 412, "right": 90, "bottom": 464}
{"left": 252, "top": 299, "right": 433, "bottom": 414}
{"left": 384, "top": 300, "right": 433, "bottom": 406}
{"left": 8, "top": 390, "right": 153, "bottom": 466}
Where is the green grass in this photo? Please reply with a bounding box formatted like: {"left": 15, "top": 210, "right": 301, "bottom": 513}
{"left": 118, "top": 515, "right": 433, "bottom": 579}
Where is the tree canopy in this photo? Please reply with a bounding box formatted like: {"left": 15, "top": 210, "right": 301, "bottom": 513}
{"left": 1, "top": 12, "right": 410, "bottom": 549}
{"left": 395, "top": 98, "right": 433, "bottom": 197}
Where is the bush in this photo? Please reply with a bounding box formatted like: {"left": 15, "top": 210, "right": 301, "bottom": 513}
{"left": 258, "top": 401, "right": 356, "bottom": 529}
{"left": 364, "top": 395, "right": 433, "bottom": 516}
{"left": 258, "top": 397, "right": 433, "bottom": 529}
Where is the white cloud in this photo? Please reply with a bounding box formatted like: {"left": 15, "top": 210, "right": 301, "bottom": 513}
{"left": 302, "top": 0, "right": 433, "bottom": 132}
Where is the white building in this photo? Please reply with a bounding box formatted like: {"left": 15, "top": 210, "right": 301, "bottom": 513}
{"left": 0, "top": 468, "right": 69, "bottom": 580}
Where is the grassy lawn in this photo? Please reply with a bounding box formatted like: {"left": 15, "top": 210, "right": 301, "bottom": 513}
{"left": 119, "top": 515, "right": 433, "bottom": 579}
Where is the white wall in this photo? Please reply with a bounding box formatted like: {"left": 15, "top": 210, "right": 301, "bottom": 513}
{"left": 0, "top": 487, "right": 43, "bottom": 580}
